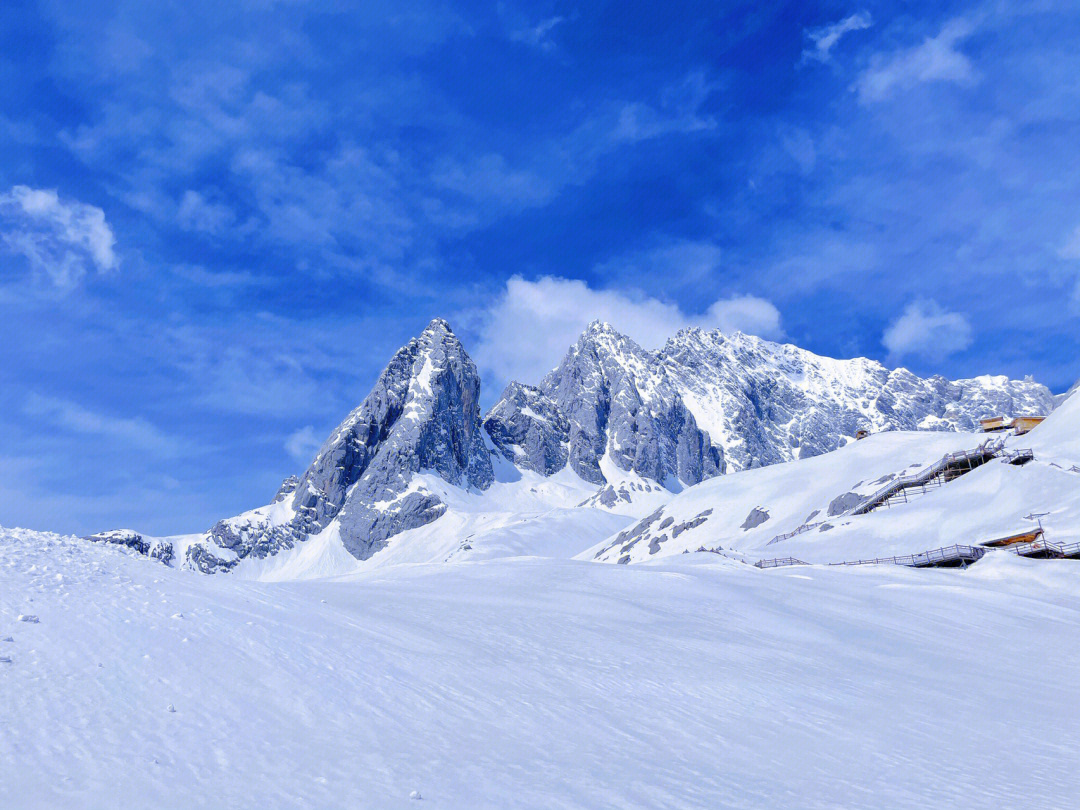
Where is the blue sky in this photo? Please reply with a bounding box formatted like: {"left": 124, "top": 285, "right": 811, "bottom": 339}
{"left": 2, "top": 0, "right": 1079, "bottom": 535}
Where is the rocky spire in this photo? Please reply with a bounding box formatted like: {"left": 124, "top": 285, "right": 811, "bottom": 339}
{"left": 194, "top": 318, "right": 493, "bottom": 570}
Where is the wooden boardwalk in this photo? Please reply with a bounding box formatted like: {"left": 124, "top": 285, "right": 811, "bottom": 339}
{"left": 753, "top": 557, "right": 808, "bottom": 569}
{"left": 754, "top": 544, "right": 987, "bottom": 570}
{"left": 1011, "top": 538, "right": 1080, "bottom": 559}
{"left": 851, "top": 440, "right": 1013, "bottom": 516}
{"left": 754, "top": 539, "right": 1079, "bottom": 571}
{"left": 828, "top": 544, "right": 987, "bottom": 569}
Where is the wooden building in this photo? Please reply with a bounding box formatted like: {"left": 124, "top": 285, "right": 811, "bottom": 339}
{"left": 978, "top": 415, "right": 1046, "bottom": 435}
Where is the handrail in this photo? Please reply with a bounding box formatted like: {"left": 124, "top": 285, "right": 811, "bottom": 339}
{"left": 850, "top": 439, "right": 1006, "bottom": 516}
{"left": 753, "top": 557, "right": 808, "bottom": 569}
{"left": 766, "top": 521, "right": 822, "bottom": 546}
{"left": 827, "top": 544, "right": 986, "bottom": 568}
{"left": 1012, "top": 538, "right": 1065, "bottom": 558}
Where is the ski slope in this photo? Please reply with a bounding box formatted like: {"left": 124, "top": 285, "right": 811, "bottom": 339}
{"left": 3, "top": 528, "right": 1080, "bottom": 809}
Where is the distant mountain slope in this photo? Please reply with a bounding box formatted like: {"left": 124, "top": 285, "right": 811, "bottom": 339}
{"left": 89, "top": 318, "right": 1055, "bottom": 574}
{"left": 659, "top": 328, "right": 1054, "bottom": 471}
{"left": 483, "top": 323, "right": 723, "bottom": 491}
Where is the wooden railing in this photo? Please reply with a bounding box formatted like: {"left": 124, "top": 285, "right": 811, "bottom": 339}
{"left": 753, "top": 557, "right": 808, "bottom": 569}
{"left": 827, "top": 544, "right": 987, "bottom": 568}
{"left": 766, "top": 522, "right": 821, "bottom": 546}
{"left": 850, "top": 439, "right": 1008, "bottom": 516}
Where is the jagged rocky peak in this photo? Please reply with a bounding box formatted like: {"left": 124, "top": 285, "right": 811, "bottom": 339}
{"left": 656, "top": 326, "right": 1055, "bottom": 470}
{"left": 484, "top": 321, "right": 725, "bottom": 488}
{"left": 192, "top": 317, "right": 493, "bottom": 571}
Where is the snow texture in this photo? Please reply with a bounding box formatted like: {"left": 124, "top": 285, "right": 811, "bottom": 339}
{"left": 4, "top": 525, "right": 1080, "bottom": 809}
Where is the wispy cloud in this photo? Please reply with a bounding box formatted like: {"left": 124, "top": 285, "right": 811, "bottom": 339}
{"left": 177, "top": 189, "right": 237, "bottom": 234}
{"left": 23, "top": 393, "right": 183, "bottom": 457}
{"left": 510, "top": 15, "right": 567, "bottom": 52}
{"left": 802, "top": 11, "right": 873, "bottom": 65}
{"left": 609, "top": 71, "right": 719, "bottom": 143}
{"left": 1059, "top": 224, "right": 1080, "bottom": 260}
{"left": 285, "top": 425, "right": 321, "bottom": 463}
{"left": 856, "top": 18, "right": 978, "bottom": 103}
{"left": 0, "top": 186, "right": 116, "bottom": 288}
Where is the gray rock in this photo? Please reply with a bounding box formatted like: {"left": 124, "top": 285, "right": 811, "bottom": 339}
{"left": 482, "top": 382, "right": 569, "bottom": 475}
{"left": 827, "top": 492, "right": 863, "bottom": 516}
{"left": 659, "top": 327, "right": 1054, "bottom": 472}
{"left": 484, "top": 322, "right": 724, "bottom": 490}
{"left": 741, "top": 507, "right": 771, "bottom": 530}
{"left": 274, "top": 475, "right": 300, "bottom": 501}
{"left": 185, "top": 544, "right": 238, "bottom": 574}
{"left": 84, "top": 530, "right": 173, "bottom": 566}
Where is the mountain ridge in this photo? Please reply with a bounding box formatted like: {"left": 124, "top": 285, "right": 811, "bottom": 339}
{"left": 93, "top": 317, "right": 1054, "bottom": 573}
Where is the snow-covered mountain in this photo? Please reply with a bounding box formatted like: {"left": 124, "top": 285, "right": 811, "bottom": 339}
{"left": 489, "top": 322, "right": 1054, "bottom": 481}
{"left": 483, "top": 322, "right": 724, "bottom": 511}
{"left": 590, "top": 388, "right": 1080, "bottom": 565}
{"left": 185, "top": 318, "right": 494, "bottom": 572}
{"left": 659, "top": 327, "right": 1053, "bottom": 470}
{"left": 91, "top": 318, "right": 1053, "bottom": 574}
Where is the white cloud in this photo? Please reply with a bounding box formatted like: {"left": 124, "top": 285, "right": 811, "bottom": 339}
{"left": 472, "top": 275, "right": 783, "bottom": 387}
{"left": 610, "top": 72, "right": 718, "bottom": 143}
{"left": 23, "top": 393, "right": 182, "bottom": 457}
{"left": 177, "top": 189, "right": 236, "bottom": 234}
{"left": 704, "top": 295, "right": 785, "bottom": 338}
{"left": 0, "top": 185, "right": 117, "bottom": 288}
{"left": 856, "top": 18, "right": 978, "bottom": 103}
{"left": 882, "top": 299, "right": 973, "bottom": 361}
{"left": 802, "top": 11, "right": 873, "bottom": 64}
{"left": 285, "top": 425, "right": 322, "bottom": 463}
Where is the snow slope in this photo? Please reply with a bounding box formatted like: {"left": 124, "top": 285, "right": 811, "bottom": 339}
{"left": 4, "top": 527, "right": 1080, "bottom": 809}
{"left": 236, "top": 465, "right": 634, "bottom": 580}
{"left": 589, "top": 412, "right": 1080, "bottom": 564}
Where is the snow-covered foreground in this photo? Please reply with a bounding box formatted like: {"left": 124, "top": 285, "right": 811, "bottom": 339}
{"left": 4, "top": 527, "right": 1080, "bottom": 809}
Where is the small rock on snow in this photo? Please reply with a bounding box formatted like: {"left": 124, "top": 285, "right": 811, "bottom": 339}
{"left": 409, "top": 790, "right": 422, "bottom": 800}
{"left": 18, "top": 614, "right": 39, "bottom": 623}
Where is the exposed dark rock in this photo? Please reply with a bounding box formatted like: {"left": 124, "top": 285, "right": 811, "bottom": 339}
{"left": 741, "top": 507, "right": 771, "bottom": 530}
{"left": 84, "top": 530, "right": 173, "bottom": 566}
{"left": 828, "top": 492, "right": 863, "bottom": 516}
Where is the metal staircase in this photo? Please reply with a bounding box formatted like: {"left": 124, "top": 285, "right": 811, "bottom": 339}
{"left": 849, "top": 439, "right": 1016, "bottom": 515}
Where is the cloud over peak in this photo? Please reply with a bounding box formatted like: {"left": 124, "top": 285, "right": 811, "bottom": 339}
{"left": 882, "top": 299, "right": 973, "bottom": 362}
{"left": 472, "top": 275, "right": 783, "bottom": 389}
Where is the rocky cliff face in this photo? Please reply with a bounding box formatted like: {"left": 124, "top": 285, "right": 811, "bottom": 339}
{"left": 484, "top": 322, "right": 1054, "bottom": 487}
{"left": 658, "top": 328, "right": 1055, "bottom": 471}
{"left": 188, "top": 318, "right": 493, "bottom": 571}
{"left": 483, "top": 322, "right": 725, "bottom": 489}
